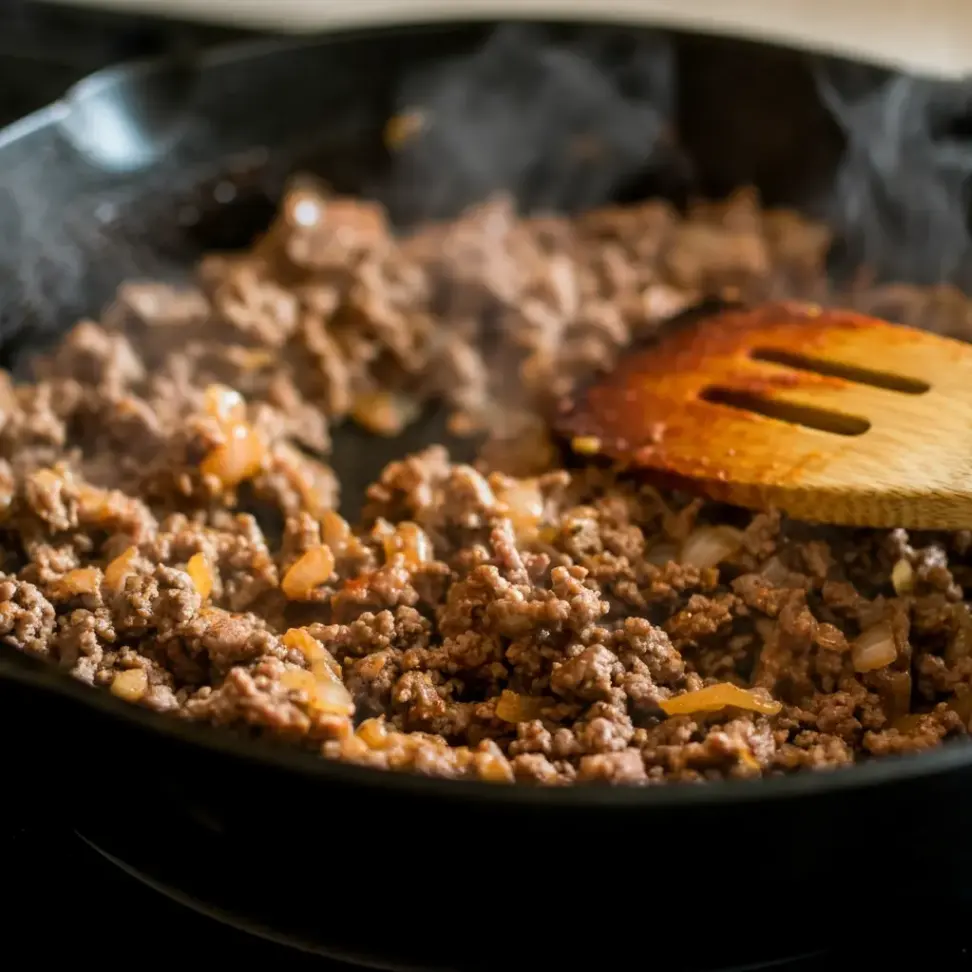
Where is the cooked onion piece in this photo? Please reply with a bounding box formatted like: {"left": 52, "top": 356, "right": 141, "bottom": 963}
{"left": 495, "top": 689, "right": 547, "bottom": 723}
{"left": 852, "top": 622, "right": 897, "bottom": 672}
{"left": 660, "top": 682, "right": 782, "bottom": 717}
{"left": 201, "top": 424, "right": 264, "bottom": 487}
{"left": 186, "top": 552, "right": 214, "bottom": 600}
{"left": 282, "top": 627, "right": 341, "bottom": 681}
{"left": 281, "top": 546, "right": 336, "bottom": 600}
{"left": 104, "top": 546, "right": 138, "bottom": 591}
{"left": 891, "top": 559, "right": 914, "bottom": 595}
{"left": 496, "top": 479, "right": 545, "bottom": 541}
{"left": 680, "top": 526, "right": 744, "bottom": 569}
{"left": 381, "top": 521, "right": 433, "bottom": 567}
{"left": 53, "top": 567, "right": 101, "bottom": 598}
{"left": 111, "top": 668, "right": 148, "bottom": 702}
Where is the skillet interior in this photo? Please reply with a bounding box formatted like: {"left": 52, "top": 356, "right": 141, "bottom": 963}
{"left": 5, "top": 22, "right": 972, "bottom": 970}
{"left": 2, "top": 19, "right": 972, "bottom": 800}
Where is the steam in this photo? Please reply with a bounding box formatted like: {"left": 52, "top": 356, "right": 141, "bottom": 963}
{"left": 379, "top": 25, "right": 972, "bottom": 293}
{"left": 817, "top": 58, "right": 972, "bottom": 288}
{"left": 379, "top": 25, "right": 684, "bottom": 224}
{"left": 4, "top": 19, "right": 972, "bottom": 373}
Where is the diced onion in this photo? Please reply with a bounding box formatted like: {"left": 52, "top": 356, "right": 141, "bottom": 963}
{"left": 891, "top": 559, "right": 914, "bottom": 595}
{"left": 475, "top": 751, "right": 515, "bottom": 783}
{"left": 321, "top": 510, "right": 352, "bottom": 556}
{"left": 186, "top": 552, "right": 214, "bottom": 600}
{"left": 280, "top": 669, "right": 318, "bottom": 694}
{"left": 314, "top": 683, "right": 352, "bottom": 718}
{"left": 31, "top": 468, "right": 62, "bottom": 493}
{"left": 104, "top": 546, "right": 138, "bottom": 591}
{"left": 660, "top": 682, "right": 782, "bottom": 717}
{"left": 382, "top": 521, "right": 433, "bottom": 567}
{"left": 679, "top": 526, "right": 744, "bottom": 569}
{"left": 201, "top": 424, "right": 264, "bottom": 487}
{"left": 203, "top": 383, "right": 246, "bottom": 429}
{"left": 495, "top": 689, "right": 547, "bottom": 723}
{"left": 281, "top": 546, "right": 336, "bottom": 600}
{"left": 280, "top": 667, "right": 354, "bottom": 717}
{"left": 458, "top": 467, "right": 497, "bottom": 509}
{"left": 356, "top": 717, "right": 390, "bottom": 749}
{"left": 282, "top": 627, "right": 341, "bottom": 680}
{"left": 111, "top": 668, "right": 148, "bottom": 702}
{"left": 77, "top": 484, "right": 112, "bottom": 520}
{"left": 54, "top": 567, "right": 101, "bottom": 597}
{"left": 497, "top": 479, "right": 545, "bottom": 540}
{"left": 851, "top": 622, "right": 897, "bottom": 672}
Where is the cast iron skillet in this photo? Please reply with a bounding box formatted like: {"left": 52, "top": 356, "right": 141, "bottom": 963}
{"left": 1, "top": 20, "right": 971, "bottom": 972}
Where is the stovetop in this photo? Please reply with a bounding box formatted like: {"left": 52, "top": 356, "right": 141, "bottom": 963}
{"left": 5, "top": 808, "right": 323, "bottom": 968}
{"left": 3, "top": 4, "right": 972, "bottom": 970}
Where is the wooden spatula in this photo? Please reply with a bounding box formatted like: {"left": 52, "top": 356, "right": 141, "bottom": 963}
{"left": 557, "top": 301, "right": 972, "bottom": 529}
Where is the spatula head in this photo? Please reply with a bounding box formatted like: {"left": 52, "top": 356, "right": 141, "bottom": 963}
{"left": 558, "top": 302, "right": 972, "bottom": 529}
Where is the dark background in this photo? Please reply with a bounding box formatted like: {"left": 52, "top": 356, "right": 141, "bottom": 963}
{"left": 2, "top": 4, "right": 971, "bottom": 969}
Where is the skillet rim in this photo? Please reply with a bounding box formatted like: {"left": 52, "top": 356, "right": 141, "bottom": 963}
{"left": 3, "top": 22, "right": 972, "bottom": 809}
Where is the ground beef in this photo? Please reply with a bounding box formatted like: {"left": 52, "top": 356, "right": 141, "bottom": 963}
{"left": 3, "top": 180, "right": 972, "bottom": 785}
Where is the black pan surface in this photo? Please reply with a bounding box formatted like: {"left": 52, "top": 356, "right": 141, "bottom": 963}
{"left": 2, "top": 20, "right": 972, "bottom": 971}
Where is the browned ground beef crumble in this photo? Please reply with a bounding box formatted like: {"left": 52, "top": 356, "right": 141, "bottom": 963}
{"left": 4, "top": 182, "right": 972, "bottom": 785}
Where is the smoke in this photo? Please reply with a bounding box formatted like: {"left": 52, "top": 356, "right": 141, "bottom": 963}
{"left": 4, "top": 19, "right": 972, "bottom": 371}
{"left": 377, "top": 24, "right": 972, "bottom": 291}
{"left": 379, "top": 24, "right": 685, "bottom": 224}
{"left": 817, "top": 58, "right": 972, "bottom": 288}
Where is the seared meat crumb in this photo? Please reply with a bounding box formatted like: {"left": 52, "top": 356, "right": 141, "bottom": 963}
{"left": 2, "top": 182, "right": 972, "bottom": 785}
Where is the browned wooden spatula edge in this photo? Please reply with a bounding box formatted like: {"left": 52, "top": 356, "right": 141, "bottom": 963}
{"left": 556, "top": 302, "right": 972, "bottom": 530}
